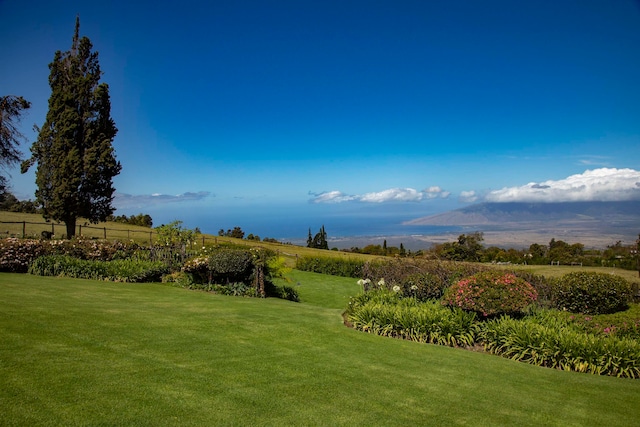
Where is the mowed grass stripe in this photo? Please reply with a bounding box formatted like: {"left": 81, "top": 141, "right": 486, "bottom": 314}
{"left": 1, "top": 272, "right": 639, "bottom": 426}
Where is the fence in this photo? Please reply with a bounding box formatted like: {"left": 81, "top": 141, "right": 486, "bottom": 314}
{"left": 0, "top": 220, "right": 222, "bottom": 247}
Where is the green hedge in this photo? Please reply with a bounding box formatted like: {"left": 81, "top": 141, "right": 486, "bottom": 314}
{"left": 28, "top": 255, "right": 168, "bottom": 282}
{"left": 552, "top": 271, "right": 633, "bottom": 315}
{"left": 295, "top": 255, "right": 367, "bottom": 278}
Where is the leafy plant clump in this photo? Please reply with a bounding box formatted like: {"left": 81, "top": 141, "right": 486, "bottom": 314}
{"left": 345, "top": 289, "right": 478, "bottom": 347}
{"left": 442, "top": 271, "right": 537, "bottom": 318}
{"left": 552, "top": 271, "right": 633, "bottom": 315}
{"left": 28, "top": 255, "right": 167, "bottom": 282}
{"left": 480, "top": 312, "right": 640, "bottom": 379}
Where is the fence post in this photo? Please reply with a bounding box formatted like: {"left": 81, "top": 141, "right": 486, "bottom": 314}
{"left": 22, "top": 221, "right": 26, "bottom": 238}
{"left": 127, "top": 230, "right": 130, "bottom": 239}
{"left": 79, "top": 225, "right": 82, "bottom": 236}
{"left": 51, "top": 223, "right": 54, "bottom": 235}
{"left": 103, "top": 227, "right": 107, "bottom": 239}
{"left": 149, "top": 231, "right": 153, "bottom": 246}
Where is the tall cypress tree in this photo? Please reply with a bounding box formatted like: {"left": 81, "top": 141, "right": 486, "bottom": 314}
{"left": 22, "top": 17, "right": 121, "bottom": 238}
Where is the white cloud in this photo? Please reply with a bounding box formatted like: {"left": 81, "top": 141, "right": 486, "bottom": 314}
{"left": 114, "top": 191, "right": 212, "bottom": 209}
{"left": 485, "top": 168, "right": 640, "bottom": 203}
{"left": 308, "top": 190, "right": 356, "bottom": 203}
{"left": 459, "top": 190, "right": 478, "bottom": 203}
{"left": 310, "top": 186, "right": 450, "bottom": 204}
{"left": 425, "top": 186, "right": 450, "bottom": 199}
{"left": 360, "top": 188, "right": 424, "bottom": 203}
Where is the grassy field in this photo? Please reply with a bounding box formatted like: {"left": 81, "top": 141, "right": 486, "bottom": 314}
{"left": 503, "top": 263, "right": 640, "bottom": 284}
{"left": 1, "top": 270, "right": 639, "bottom": 426}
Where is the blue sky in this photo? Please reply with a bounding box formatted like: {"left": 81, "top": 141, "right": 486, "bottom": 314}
{"left": 1, "top": 1, "right": 639, "bottom": 238}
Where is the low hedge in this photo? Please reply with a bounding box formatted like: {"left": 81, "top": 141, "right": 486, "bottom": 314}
{"left": 28, "top": 255, "right": 168, "bottom": 282}
{"left": 295, "top": 255, "right": 367, "bottom": 278}
{"left": 0, "top": 237, "right": 142, "bottom": 273}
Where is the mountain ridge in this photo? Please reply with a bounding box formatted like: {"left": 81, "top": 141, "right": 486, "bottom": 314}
{"left": 402, "top": 201, "right": 639, "bottom": 248}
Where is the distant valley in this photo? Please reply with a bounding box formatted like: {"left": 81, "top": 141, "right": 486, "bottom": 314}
{"left": 402, "top": 201, "right": 640, "bottom": 249}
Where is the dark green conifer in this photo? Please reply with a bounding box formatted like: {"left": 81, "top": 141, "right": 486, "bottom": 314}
{"left": 22, "top": 17, "right": 121, "bottom": 238}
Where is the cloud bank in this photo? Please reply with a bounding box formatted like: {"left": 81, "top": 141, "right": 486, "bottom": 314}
{"left": 310, "top": 187, "right": 450, "bottom": 204}
{"left": 114, "top": 191, "right": 212, "bottom": 209}
{"left": 485, "top": 168, "right": 640, "bottom": 203}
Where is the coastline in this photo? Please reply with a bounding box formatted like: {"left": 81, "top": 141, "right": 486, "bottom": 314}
{"left": 319, "top": 228, "right": 637, "bottom": 251}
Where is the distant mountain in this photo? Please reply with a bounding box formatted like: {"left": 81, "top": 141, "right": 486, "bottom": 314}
{"left": 403, "top": 201, "right": 639, "bottom": 247}
{"left": 405, "top": 201, "right": 640, "bottom": 227}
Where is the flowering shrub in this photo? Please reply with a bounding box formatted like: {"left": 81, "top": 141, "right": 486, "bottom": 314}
{"left": 551, "top": 271, "right": 633, "bottom": 315}
{"left": 362, "top": 258, "right": 488, "bottom": 290}
{"left": 181, "top": 255, "right": 210, "bottom": 283}
{"left": 0, "top": 237, "right": 142, "bottom": 273}
{"left": 400, "top": 272, "right": 446, "bottom": 301}
{"left": 442, "top": 270, "right": 537, "bottom": 318}
{"left": 0, "top": 238, "right": 47, "bottom": 272}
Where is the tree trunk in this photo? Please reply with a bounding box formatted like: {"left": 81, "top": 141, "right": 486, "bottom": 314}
{"left": 257, "top": 266, "right": 265, "bottom": 297}
{"left": 65, "top": 217, "right": 76, "bottom": 238}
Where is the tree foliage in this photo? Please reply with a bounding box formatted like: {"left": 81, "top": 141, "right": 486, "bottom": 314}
{"left": 108, "top": 213, "right": 153, "bottom": 228}
{"left": 218, "top": 226, "right": 245, "bottom": 239}
{"left": 435, "top": 232, "right": 484, "bottom": 262}
{"left": 155, "top": 221, "right": 196, "bottom": 246}
{"left": 21, "top": 17, "right": 121, "bottom": 238}
{"left": 0, "top": 95, "right": 31, "bottom": 192}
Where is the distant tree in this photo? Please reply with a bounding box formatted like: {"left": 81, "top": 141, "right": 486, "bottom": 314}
{"left": 229, "top": 226, "right": 245, "bottom": 239}
{"left": 548, "top": 239, "right": 573, "bottom": 264}
{"left": 21, "top": 17, "right": 121, "bottom": 238}
{"left": 0, "top": 190, "right": 18, "bottom": 211}
{"left": 310, "top": 225, "right": 328, "bottom": 249}
{"left": 399, "top": 243, "right": 406, "bottom": 257}
{"left": 307, "top": 228, "right": 313, "bottom": 248}
{"left": 107, "top": 213, "right": 153, "bottom": 227}
{"left": 361, "top": 244, "right": 384, "bottom": 255}
{"left": 435, "top": 232, "right": 484, "bottom": 262}
{"left": 528, "top": 243, "right": 547, "bottom": 262}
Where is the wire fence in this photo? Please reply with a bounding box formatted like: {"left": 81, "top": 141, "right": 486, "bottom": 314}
{"left": 0, "top": 220, "right": 221, "bottom": 247}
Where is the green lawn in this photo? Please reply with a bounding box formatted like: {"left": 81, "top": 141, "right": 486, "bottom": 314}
{"left": 1, "top": 271, "right": 639, "bottom": 426}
